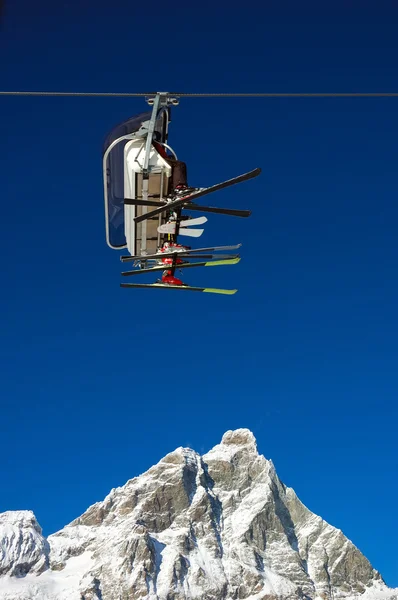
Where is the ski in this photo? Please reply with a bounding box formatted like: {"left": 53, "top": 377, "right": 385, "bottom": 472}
{"left": 133, "top": 168, "right": 260, "bottom": 223}
{"left": 182, "top": 204, "right": 251, "bottom": 218}
{"left": 157, "top": 226, "right": 204, "bottom": 238}
{"left": 120, "top": 283, "right": 237, "bottom": 295}
{"left": 157, "top": 216, "right": 207, "bottom": 232}
{"left": 125, "top": 253, "right": 239, "bottom": 262}
{"left": 159, "top": 253, "right": 238, "bottom": 260}
{"left": 124, "top": 198, "right": 166, "bottom": 208}
{"left": 120, "top": 244, "right": 242, "bottom": 262}
{"left": 121, "top": 257, "right": 240, "bottom": 277}
{"left": 127, "top": 198, "right": 250, "bottom": 218}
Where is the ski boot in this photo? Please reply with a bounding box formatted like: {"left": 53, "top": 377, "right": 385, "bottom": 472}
{"left": 161, "top": 269, "right": 184, "bottom": 286}
{"left": 159, "top": 241, "right": 191, "bottom": 254}
{"left": 173, "top": 184, "right": 201, "bottom": 197}
{"left": 161, "top": 256, "right": 185, "bottom": 266}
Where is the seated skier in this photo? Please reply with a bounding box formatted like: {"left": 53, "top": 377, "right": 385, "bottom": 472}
{"left": 151, "top": 140, "right": 201, "bottom": 287}
{"left": 157, "top": 241, "right": 189, "bottom": 285}
{"left": 159, "top": 241, "right": 191, "bottom": 253}
{"left": 158, "top": 241, "right": 187, "bottom": 268}
{"left": 152, "top": 140, "right": 199, "bottom": 197}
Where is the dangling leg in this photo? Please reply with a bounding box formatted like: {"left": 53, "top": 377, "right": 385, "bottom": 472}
{"left": 162, "top": 269, "right": 184, "bottom": 286}
{"left": 152, "top": 141, "right": 200, "bottom": 196}
{"left": 170, "top": 160, "right": 188, "bottom": 189}
{"left": 165, "top": 157, "right": 199, "bottom": 196}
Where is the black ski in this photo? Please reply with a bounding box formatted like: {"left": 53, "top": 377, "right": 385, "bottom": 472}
{"left": 120, "top": 244, "right": 242, "bottom": 263}
{"left": 123, "top": 198, "right": 166, "bottom": 208}
{"left": 184, "top": 204, "right": 251, "bottom": 218}
{"left": 120, "top": 283, "right": 237, "bottom": 295}
{"left": 126, "top": 198, "right": 250, "bottom": 218}
{"left": 122, "top": 253, "right": 239, "bottom": 262}
{"left": 121, "top": 257, "right": 240, "bottom": 277}
{"left": 132, "top": 168, "right": 260, "bottom": 223}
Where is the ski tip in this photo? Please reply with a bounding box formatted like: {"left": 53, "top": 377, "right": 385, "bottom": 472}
{"left": 203, "top": 288, "right": 238, "bottom": 295}
{"left": 120, "top": 282, "right": 238, "bottom": 295}
{"left": 207, "top": 257, "right": 241, "bottom": 267}
{"left": 245, "top": 167, "right": 261, "bottom": 178}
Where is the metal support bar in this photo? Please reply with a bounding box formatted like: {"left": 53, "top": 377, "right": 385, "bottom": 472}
{"left": 141, "top": 93, "right": 179, "bottom": 252}
{"left": 142, "top": 94, "right": 161, "bottom": 181}
{"left": 103, "top": 132, "right": 144, "bottom": 249}
{"left": 141, "top": 93, "right": 174, "bottom": 250}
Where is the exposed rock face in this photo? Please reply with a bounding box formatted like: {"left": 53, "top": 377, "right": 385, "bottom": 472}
{"left": 0, "top": 429, "right": 396, "bottom": 600}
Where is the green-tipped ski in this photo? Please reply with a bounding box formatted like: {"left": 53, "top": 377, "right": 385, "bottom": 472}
{"left": 121, "top": 257, "right": 240, "bottom": 277}
{"left": 120, "top": 283, "right": 237, "bottom": 294}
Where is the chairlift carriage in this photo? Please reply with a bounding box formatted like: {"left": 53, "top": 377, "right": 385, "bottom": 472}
{"left": 103, "top": 92, "right": 261, "bottom": 294}
{"left": 1, "top": 88, "right": 395, "bottom": 292}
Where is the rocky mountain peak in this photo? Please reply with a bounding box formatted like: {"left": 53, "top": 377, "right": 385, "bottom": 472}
{"left": 206, "top": 428, "right": 259, "bottom": 458}
{"left": 0, "top": 510, "right": 49, "bottom": 578}
{"left": 0, "top": 430, "right": 396, "bottom": 600}
{"left": 221, "top": 427, "right": 257, "bottom": 446}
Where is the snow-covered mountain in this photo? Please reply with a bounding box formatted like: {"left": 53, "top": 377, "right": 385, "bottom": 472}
{"left": 0, "top": 429, "right": 396, "bottom": 600}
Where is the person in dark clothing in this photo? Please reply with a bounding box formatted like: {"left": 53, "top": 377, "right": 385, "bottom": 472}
{"left": 152, "top": 140, "right": 198, "bottom": 196}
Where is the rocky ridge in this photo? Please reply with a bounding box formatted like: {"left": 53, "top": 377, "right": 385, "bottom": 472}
{"left": 0, "top": 429, "right": 396, "bottom": 600}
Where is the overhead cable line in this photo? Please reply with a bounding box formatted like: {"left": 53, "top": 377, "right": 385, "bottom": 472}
{"left": 1, "top": 91, "right": 398, "bottom": 98}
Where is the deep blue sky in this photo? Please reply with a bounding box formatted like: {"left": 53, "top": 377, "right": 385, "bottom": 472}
{"left": 1, "top": 0, "right": 397, "bottom": 588}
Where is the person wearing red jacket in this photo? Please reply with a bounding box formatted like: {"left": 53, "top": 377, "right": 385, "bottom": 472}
{"left": 158, "top": 241, "right": 189, "bottom": 286}
{"left": 152, "top": 143, "right": 198, "bottom": 286}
